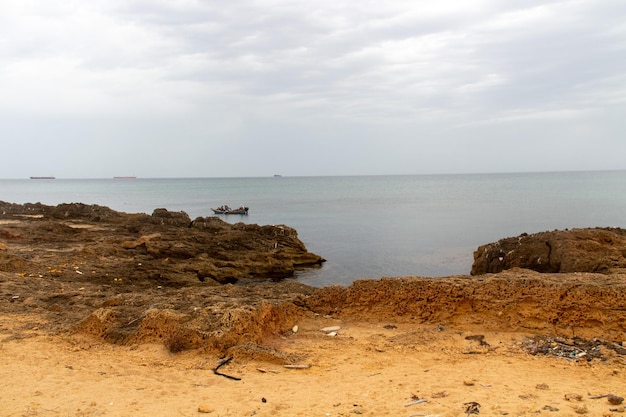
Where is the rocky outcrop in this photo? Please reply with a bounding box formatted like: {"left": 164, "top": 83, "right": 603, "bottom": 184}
{"left": 471, "top": 227, "right": 626, "bottom": 275}
{"left": 306, "top": 270, "right": 626, "bottom": 341}
{"left": 0, "top": 201, "right": 325, "bottom": 285}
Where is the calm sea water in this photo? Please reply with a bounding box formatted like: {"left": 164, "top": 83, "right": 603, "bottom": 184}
{"left": 2, "top": 171, "right": 626, "bottom": 286}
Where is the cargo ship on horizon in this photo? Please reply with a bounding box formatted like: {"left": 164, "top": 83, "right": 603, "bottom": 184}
{"left": 30, "top": 176, "right": 56, "bottom": 180}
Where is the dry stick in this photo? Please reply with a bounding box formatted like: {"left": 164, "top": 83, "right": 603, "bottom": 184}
{"left": 212, "top": 356, "right": 241, "bottom": 381}
{"left": 283, "top": 364, "right": 310, "bottom": 369}
{"left": 405, "top": 398, "right": 428, "bottom": 406}
{"left": 257, "top": 368, "right": 280, "bottom": 373}
{"left": 125, "top": 303, "right": 157, "bottom": 326}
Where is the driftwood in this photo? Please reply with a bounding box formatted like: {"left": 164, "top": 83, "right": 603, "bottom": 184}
{"left": 212, "top": 356, "right": 241, "bottom": 381}
{"left": 283, "top": 364, "right": 310, "bottom": 369}
{"left": 589, "top": 394, "right": 624, "bottom": 405}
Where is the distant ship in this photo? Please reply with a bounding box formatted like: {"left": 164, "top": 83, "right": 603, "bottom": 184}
{"left": 273, "top": 174, "right": 283, "bottom": 177}
{"left": 114, "top": 176, "right": 137, "bottom": 179}
{"left": 30, "top": 176, "right": 55, "bottom": 180}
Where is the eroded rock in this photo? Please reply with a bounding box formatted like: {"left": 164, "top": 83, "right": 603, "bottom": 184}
{"left": 471, "top": 228, "right": 626, "bottom": 275}
{"left": 0, "top": 201, "right": 325, "bottom": 285}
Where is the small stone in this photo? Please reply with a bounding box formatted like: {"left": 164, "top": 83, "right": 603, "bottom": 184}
{"left": 565, "top": 393, "right": 583, "bottom": 401}
{"left": 463, "top": 380, "right": 475, "bottom": 386}
{"left": 542, "top": 405, "right": 559, "bottom": 412}
{"left": 574, "top": 404, "right": 588, "bottom": 414}
{"left": 292, "top": 325, "right": 298, "bottom": 333}
{"left": 608, "top": 394, "right": 624, "bottom": 405}
{"left": 198, "top": 405, "right": 214, "bottom": 413}
{"left": 536, "top": 383, "right": 550, "bottom": 390}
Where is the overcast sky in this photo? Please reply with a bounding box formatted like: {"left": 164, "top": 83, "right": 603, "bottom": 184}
{"left": 1, "top": 0, "right": 625, "bottom": 178}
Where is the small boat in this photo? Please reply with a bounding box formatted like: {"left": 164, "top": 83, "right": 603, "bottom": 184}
{"left": 211, "top": 205, "right": 249, "bottom": 215}
{"left": 30, "top": 176, "right": 56, "bottom": 180}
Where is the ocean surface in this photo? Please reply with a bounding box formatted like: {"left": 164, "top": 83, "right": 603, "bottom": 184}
{"left": 2, "top": 171, "right": 626, "bottom": 287}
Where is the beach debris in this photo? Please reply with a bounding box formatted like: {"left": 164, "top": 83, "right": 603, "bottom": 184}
{"left": 408, "top": 414, "right": 440, "bottom": 417}
{"left": 405, "top": 396, "right": 427, "bottom": 407}
{"left": 212, "top": 356, "right": 241, "bottom": 381}
{"left": 465, "top": 334, "right": 489, "bottom": 347}
{"left": 431, "top": 391, "right": 448, "bottom": 398}
{"left": 283, "top": 364, "right": 310, "bottom": 369}
{"left": 573, "top": 404, "right": 588, "bottom": 414}
{"left": 124, "top": 303, "right": 157, "bottom": 327}
{"left": 564, "top": 393, "right": 583, "bottom": 402}
{"left": 535, "top": 383, "right": 550, "bottom": 390}
{"left": 542, "top": 405, "right": 559, "bottom": 412}
{"left": 383, "top": 324, "right": 397, "bottom": 329}
{"left": 464, "top": 401, "right": 480, "bottom": 415}
{"left": 321, "top": 326, "right": 341, "bottom": 332}
{"left": 521, "top": 336, "right": 626, "bottom": 361}
{"left": 463, "top": 380, "right": 475, "bottom": 386}
{"left": 589, "top": 394, "right": 624, "bottom": 405}
{"left": 326, "top": 331, "right": 338, "bottom": 337}
{"left": 256, "top": 368, "right": 280, "bottom": 374}
{"left": 610, "top": 406, "right": 625, "bottom": 413}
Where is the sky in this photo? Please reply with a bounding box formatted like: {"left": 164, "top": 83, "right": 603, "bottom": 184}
{"left": 1, "top": 0, "right": 625, "bottom": 178}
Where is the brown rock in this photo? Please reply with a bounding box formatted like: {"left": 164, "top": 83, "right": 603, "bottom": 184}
{"left": 471, "top": 228, "right": 626, "bottom": 275}
{"left": 0, "top": 202, "right": 324, "bottom": 284}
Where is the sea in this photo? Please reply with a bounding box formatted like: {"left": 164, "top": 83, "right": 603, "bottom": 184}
{"left": 2, "top": 171, "right": 626, "bottom": 287}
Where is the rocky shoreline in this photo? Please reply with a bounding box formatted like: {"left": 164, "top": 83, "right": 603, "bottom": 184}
{"left": 1, "top": 201, "right": 626, "bottom": 355}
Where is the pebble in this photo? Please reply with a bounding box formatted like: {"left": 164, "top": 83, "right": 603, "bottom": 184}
{"left": 198, "top": 405, "right": 214, "bottom": 413}
{"left": 292, "top": 325, "right": 298, "bottom": 333}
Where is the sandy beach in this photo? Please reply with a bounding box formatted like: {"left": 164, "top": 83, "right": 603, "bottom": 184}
{"left": 2, "top": 309, "right": 625, "bottom": 417}
{"left": 1, "top": 203, "right": 625, "bottom": 416}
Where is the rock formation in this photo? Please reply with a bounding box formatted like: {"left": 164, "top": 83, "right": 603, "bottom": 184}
{"left": 0, "top": 201, "right": 325, "bottom": 285}
{"left": 471, "top": 227, "right": 626, "bottom": 275}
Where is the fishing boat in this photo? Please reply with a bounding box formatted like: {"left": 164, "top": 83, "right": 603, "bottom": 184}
{"left": 211, "top": 205, "right": 249, "bottom": 215}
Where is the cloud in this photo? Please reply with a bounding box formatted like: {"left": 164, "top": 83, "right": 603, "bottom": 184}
{"left": 0, "top": 0, "right": 625, "bottom": 177}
